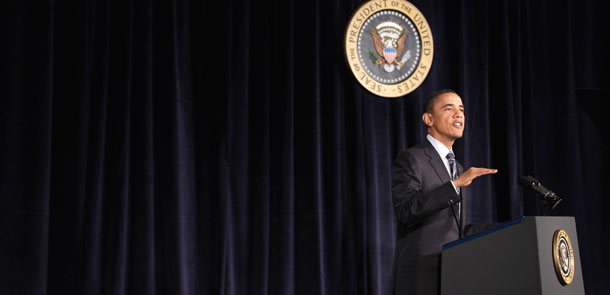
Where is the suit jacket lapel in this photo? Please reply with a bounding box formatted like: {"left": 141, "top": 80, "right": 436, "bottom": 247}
{"left": 423, "top": 140, "right": 466, "bottom": 235}
{"left": 423, "top": 140, "right": 451, "bottom": 184}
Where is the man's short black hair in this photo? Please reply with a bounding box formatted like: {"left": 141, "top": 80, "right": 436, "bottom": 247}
{"left": 423, "top": 89, "right": 458, "bottom": 113}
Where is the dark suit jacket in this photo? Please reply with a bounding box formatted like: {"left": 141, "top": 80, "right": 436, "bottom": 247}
{"left": 390, "top": 139, "right": 465, "bottom": 295}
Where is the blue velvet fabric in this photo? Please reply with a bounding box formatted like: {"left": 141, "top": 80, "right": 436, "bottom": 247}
{"left": 1, "top": 0, "right": 608, "bottom": 294}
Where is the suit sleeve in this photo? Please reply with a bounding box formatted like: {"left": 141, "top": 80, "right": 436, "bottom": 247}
{"left": 392, "top": 150, "right": 461, "bottom": 228}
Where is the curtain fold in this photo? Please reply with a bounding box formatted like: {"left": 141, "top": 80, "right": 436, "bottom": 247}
{"left": 1, "top": 0, "right": 609, "bottom": 294}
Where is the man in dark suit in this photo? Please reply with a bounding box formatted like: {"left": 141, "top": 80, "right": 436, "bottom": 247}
{"left": 390, "top": 89, "right": 497, "bottom": 295}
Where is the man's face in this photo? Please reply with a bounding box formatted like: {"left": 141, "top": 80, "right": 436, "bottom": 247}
{"left": 423, "top": 93, "right": 465, "bottom": 146}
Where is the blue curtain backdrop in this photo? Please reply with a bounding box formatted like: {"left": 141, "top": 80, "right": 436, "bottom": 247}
{"left": 1, "top": 0, "right": 609, "bottom": 294}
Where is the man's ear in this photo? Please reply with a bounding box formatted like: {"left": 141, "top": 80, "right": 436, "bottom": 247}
{"left": 422, "top": 112, "right": 433, "bottom": 127}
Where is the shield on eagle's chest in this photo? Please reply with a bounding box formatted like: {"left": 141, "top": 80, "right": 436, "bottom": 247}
{"left": 383, "top": 48, "right": 397, "bottom": 63}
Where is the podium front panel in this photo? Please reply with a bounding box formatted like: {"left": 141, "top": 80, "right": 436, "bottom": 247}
{"left": 441, "top": 216, "right": 584, "bottom": 295}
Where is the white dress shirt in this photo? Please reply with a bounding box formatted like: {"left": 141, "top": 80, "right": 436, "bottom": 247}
{"left": 426, "top": 134, "right": 460, "bottom": 193}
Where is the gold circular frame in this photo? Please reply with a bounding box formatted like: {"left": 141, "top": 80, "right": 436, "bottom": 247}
{"left": 552, "top": 229, "right": 575, "bottom": 285}
{"left": 344, "top": 0, "right": 434, "bottom": 98}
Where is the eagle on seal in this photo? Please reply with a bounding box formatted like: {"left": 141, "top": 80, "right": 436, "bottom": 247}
{"left": 371, "top": 27, "right": 407, "bottom": 67}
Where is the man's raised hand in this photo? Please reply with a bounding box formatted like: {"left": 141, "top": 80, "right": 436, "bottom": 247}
{"left": 452, "top": 167, "right": 498, "bottom": 188}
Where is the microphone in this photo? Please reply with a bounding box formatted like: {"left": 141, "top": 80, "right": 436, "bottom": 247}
{"left": 518, "top": 175, "right": 562, "bottom": 215}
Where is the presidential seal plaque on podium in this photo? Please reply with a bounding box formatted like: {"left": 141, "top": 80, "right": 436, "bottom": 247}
{"left": 553, "top": 229, "right": 575, "bottom": 285}
{"left": 344, "top": 0, "right": 433, "bottom": 97}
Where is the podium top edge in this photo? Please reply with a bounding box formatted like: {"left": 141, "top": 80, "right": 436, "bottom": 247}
{"left": 442, "top": 216, "right": 526, "bottom": 250}
{"left": 442, "top": 216, "right": 576, "bottom": 250}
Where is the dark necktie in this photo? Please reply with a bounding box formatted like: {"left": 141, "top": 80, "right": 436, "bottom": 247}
{"left": 446, "top": 151, "right": 461, "bottom": 217}
{"left": 446, "top": 151, "right": 458, "bottom": 181}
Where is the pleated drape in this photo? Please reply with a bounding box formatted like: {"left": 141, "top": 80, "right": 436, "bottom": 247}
{"left": 1, "top": 0, "right": 608, "bottom": 294}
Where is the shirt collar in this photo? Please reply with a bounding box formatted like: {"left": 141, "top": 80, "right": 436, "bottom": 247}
{"left": 426, "top": 134, "right": 453, "bottom": 159}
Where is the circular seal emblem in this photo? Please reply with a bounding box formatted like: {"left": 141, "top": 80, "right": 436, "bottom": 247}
{"left": 344, "top": 0, "right": 434, "bottom": 98}
{"left": 552, "top": 229, "right": 575, "bottom": 285}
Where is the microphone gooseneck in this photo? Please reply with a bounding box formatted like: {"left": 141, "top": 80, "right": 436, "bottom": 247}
{"left": 518, "top": 175, "right": 562, "bottom": 215}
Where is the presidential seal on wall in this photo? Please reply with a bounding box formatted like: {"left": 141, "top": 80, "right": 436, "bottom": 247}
{"left": 553, "top": 229, "right": 575, "bottom": 285}
{"left": 344, "top": 0, "right": 433, "bottom": 98}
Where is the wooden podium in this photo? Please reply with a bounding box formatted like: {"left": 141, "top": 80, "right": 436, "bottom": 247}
{"left": 441, "top": 216, "right": 585, "bottom": 295}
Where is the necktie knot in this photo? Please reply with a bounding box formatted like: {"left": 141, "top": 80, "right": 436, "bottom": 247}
{"left": 446, "top": 151, "right": 455, "bottom": 162}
